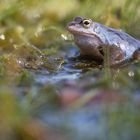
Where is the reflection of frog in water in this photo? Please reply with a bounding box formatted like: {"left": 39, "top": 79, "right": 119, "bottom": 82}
{"left": 67, "top": 16, "right": 140, "bottom": 67}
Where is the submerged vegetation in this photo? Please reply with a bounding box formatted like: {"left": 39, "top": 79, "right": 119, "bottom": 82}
{"left": 0, "top": 0, "right": 140, "bottom": 139}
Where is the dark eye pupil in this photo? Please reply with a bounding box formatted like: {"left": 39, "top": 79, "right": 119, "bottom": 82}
{"left": 84, "top": 21, "right": 89, "bottom": 25}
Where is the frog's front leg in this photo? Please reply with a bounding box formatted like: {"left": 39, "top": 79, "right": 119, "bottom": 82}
{"left": 100, "top": 44, "right": 126, "bottom": 68}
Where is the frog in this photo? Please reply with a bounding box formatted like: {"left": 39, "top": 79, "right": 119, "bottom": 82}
{"left": 67, "top": 16, "right": 140, "bottom": 67}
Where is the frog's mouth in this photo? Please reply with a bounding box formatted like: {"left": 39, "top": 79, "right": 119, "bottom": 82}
{"left": 67, "top": 26, "right": 98, "bottom": 38}
{"left": 67, "top": 25, "right": 103, "bottom": 45}
{"left": 68, "top": 27, "right": 104, "bottom": 58}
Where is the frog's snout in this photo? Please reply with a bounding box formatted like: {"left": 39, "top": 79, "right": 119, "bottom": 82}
{"left": 68, "top": 16, "right": 83, "bottom": 27}
{"left": 67, "top": 21, "right": 76, "bottom": 27}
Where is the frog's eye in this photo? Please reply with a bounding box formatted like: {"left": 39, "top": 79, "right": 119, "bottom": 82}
{"left": 83, "top": 19, "right": 92, "bottom": 28}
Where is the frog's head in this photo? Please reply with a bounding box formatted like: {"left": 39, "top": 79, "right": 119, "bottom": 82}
{"left": 67, "top": 16, "right": 105, "bottom": 61}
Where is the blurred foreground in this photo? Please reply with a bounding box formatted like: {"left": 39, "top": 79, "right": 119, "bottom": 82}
{"left": 0, "top": 0, "right": 140, "bottom": 140}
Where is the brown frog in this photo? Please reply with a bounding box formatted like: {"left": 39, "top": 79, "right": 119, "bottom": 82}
{"left": 67, "top": 16, "right": 140, "bottom": 67}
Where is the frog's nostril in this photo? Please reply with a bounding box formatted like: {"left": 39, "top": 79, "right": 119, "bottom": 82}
{"left": 68, "top": 22, "right": 76, "bottom": 26}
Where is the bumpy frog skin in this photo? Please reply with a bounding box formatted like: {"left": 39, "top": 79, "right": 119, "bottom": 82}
{"left": 67, "top": 16, "right": 140, "bottom": 67}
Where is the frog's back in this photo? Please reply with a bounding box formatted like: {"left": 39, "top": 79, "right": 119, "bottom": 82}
{"left": 96, "top": 23, "right": 140, "bottom": 58}
{"left": 108, "top": 27, "right": 140, "bottom": 47}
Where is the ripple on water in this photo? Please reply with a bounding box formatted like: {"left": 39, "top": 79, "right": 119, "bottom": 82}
{"left": 34, "top": 68, "right": 82, "bottom": 84}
